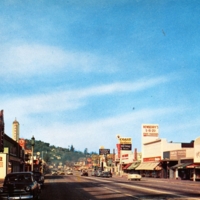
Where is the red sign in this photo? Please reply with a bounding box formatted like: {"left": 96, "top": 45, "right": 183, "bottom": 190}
{"left": 143, "top": 156, "right": 161, "bottom": 162}
{"left": 18, "top": 139, "right": 25, "bottom": 149}
{"left": 116, "top": 144, "right": 121, "bottom": 158}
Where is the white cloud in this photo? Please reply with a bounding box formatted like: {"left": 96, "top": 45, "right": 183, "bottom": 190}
{"left": 0, "top": 44, "right": 117, "bottom": 76}
{"left": 19, "top": 106, "right": 181, "bottom": 152}
{"left": 1, "top": 77, "right": 169, "bottom": 118}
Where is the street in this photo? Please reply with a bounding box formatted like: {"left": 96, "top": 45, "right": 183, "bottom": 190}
{"left": 40, "top": 172, "right": 200, "bottom": 200}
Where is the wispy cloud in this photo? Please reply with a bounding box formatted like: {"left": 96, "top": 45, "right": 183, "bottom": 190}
{"left": 1, "top": 77, "right": 169, "bottom": 116}
{"left": 0, "top": 44, "right": 117, "bottom": 76}
{"left": 24, "top": 106, "right": 182, "bottom": 151}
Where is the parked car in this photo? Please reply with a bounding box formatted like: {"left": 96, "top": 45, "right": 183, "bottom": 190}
{"left": 51, "top": 170, "right": 58, "bottom": 175}
{"left": 127, "top": 173, "right": 141, "bottom": 181}
{"left": 66, "top": 171, "right": 73, "bottom": 175}
{"left": 59, "top": 171, "right": 65, "bottom": 175}
{"left": 81, "top": 171, "right": 88, "bottom": 176}
{"left": 96, "top": 170, "right": 103, "bottom": 177}
{"left": 32, "top": 171, "right": 44, "bottom": 188}
{"left": 0, "top": 172, "right": 41, "bottom": 200}
{"left": 101, "top": 171, "right": 112, "bottom": 178}
{"left": 91, "top": 171, "right": 98, "bottom": 176}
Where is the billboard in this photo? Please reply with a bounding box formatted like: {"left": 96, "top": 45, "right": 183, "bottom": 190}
{"left": 142, "top": 124, "right": 159, "bottom": 137}
{"left": 120, "top": 144, "right": 132, "bottom": 150}
{"left": 142, "top": 124, "right": 159, "bottom": 144}
{"left": 99, "top": 149, "right": 110, "bottom": 155}
{"left": 170, "top": 150, "right": 186, "bottom": 160}
{"left": 119, "top": 137, "right": 132, "bottom": 144}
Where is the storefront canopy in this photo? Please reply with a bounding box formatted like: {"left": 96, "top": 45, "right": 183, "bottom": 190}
{"left": 127, "top": 162, "right": 140, "bottom": 170}
{"left": 171, "top": 162, "right": 192, "bottom": 169}
{"left": 122, "top": 163, "right": 132, "bottom": 170}
{"left": 186, "top": 164, "right": 200, "bottom": 169}
{"left": 135, "top": 162, "right": 160, "bottom": 170}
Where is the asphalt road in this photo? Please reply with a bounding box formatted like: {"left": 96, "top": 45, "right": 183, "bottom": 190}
{"left": 40, "top": 172, "right": 200, "bottom": 200}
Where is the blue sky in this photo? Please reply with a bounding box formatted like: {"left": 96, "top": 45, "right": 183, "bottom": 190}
{"left": 1, "top": 0, "right": 200, "bottom": 153}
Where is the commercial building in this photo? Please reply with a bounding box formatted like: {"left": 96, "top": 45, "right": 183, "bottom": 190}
{"left": 0, "top": 134, "right": 25, "bottom": 179}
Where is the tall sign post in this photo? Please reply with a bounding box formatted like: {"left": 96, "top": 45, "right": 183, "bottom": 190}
{"left": 116, "top": 135, "right": 132, "bottom": 176}
{"left": 0, "top": 110, "right": 4, "bottom": 153}
{"left": 99, "top": 148, "right": 110, "bottom": 171}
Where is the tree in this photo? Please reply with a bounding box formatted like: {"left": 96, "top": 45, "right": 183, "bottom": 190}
{"left": 70, "top": 145, "right": 75, "bottom": 152}
{"left": 84, "top": 148, "right": 88, "bottom": 155}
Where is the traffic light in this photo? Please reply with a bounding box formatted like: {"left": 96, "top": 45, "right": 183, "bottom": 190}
{"left": 0, "top": 110, "right": 4, "bottom": 153}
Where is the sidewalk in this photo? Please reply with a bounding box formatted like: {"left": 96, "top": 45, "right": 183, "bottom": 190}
{"left": 113, "top": 173, "right": 200, "bottom": 185}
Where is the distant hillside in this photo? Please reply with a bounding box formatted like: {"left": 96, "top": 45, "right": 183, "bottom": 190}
{"left": 25, "top": 139, "right": 97, "bottom": 166}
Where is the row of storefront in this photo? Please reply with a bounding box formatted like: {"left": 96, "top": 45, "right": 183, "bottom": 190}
{"left": 0, "top": 134, "right": 41, "bottom": 179}
{"left": 112, "top": 125, "right": 200, "bottom": 181}
{"left": 0, "top": 134, "right": 25, "bottom": 179}
{"left": 120, "top": 159, "right": 200, "bottom": 180}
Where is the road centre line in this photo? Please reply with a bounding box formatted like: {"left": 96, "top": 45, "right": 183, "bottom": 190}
{"left": 103, "top": 186, "right": 138, "bottom": 199}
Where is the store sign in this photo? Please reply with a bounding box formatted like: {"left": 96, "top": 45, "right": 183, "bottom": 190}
{"left": 143, "top": 156, "right": 161, "bottom": 162}
{"left": 99, "top": 149, "right": 110, "bottom": 155}
{"left": 170, "top": 150, "right": 186, "bottom": 160}
{"left": 0, "top": 157, "right": 2, "bottom": 161}
{"left": 120, "top": 144, "right": 132, "bottom": 150}
{"left": 119, "top": 137, "right": 132, "bottom": 144}
{"left": 18, "top": 139, "right": 26, "bottom": 149}
{"left": 142, "top": 124, "right": 159, "bottom": 137}
{"left": 116, "top": 144, "right": 121, "bottom": 158}
{"left": 121, "top": 154, "right": 129, "bottom": 160}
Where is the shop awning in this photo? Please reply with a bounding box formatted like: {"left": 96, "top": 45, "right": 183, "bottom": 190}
{"left": 171, "top": 162, "right": 192, "bottom": 169}
{"left": 127, "top": 162, "right": 141, "bottom": 170}
{"left": 186, "top": 164, "right": 200, "bottom": 169}
{"left": 122, "top": 163, "right": 132, "bottom": 170}
{"left": 135, "top": 162, "right": 160, "bottom": 170}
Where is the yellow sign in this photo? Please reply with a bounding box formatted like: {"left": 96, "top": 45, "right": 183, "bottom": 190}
{"left": 119, "top": 137, "right": 132, "bottom": 144}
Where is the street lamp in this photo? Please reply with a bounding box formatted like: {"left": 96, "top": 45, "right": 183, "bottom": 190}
{"left": 31, "top": 136, "right": 35, "bottom": 171}
{"left": 41, "top": 151, "right": 47, "bottom": 174}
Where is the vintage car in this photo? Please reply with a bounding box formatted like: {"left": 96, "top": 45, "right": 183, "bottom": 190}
{"left": 59, "top": 171, "right": 65, "bottom": 175}
{"left": 32, "top": 171, "right": 45, "bottom": 188}
{"left": 91, "top": 171, "right": 98, "bottom": 176}
{"left": 0, "top": 172, "right": 41, "bottom": 200}
{"left": 101, "top": 171, "right": 112, "bottom": 178}
{"left": 127, "top": 173, "right": 141, "bottom": 181}
{"left": 96, "top": 170, "right": 103, "bottom": 177}
{"left": 81, "top": 171, "right": 88, "bottom": 176}
{"left": 51, "top": 170, "right": 58, "bottom": 175}
{"left": 66, "top": 171, "right": 73, "bottom": 175}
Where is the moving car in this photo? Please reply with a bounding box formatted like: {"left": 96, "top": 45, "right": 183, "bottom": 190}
{"left": 127, "top": 173, "right": 141, "bottom": 181}
{"left": 51, "top": 170, "right": 58, "bottom": 175}
{"left": 96, "top": 170, "right": 103, "bottom": 177}
{"left": 59, "top": 171, "right": 65, "bottom": 175}
{"left": 101, "top": 171, "right": 112, "bottom": 178}
{"left": 32, "top": 171, "right": 45, "bottom": 188}
{"left": 81, "top": 171, "right": 88, "bottom": 176}
{"left": 91, "top": 171, "right": 98, "bottom": 176}
{"left": 0, "top": 172, "right": 41, "bottom": 200}
{"left": 66, "top": 171, "right": 73, "bottom": 175}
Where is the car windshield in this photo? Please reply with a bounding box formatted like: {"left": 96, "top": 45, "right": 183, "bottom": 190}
{"left": 5, "top": 174, "right": 32, "bottom": 184}
{"left": 33, "top": 172, "right": 41, "bottom": 177}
